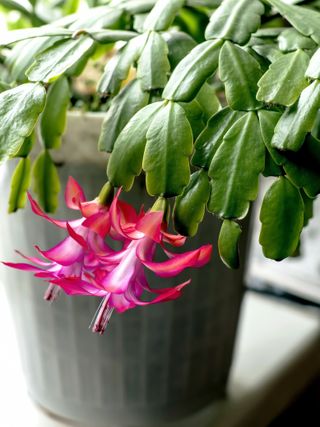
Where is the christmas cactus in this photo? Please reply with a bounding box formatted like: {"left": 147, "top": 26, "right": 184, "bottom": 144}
{"left": 1, "top": 0, "right": 320, "bottom": 331}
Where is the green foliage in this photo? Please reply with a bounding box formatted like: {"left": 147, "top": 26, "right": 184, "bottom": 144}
{"left": 143, "top": 101, "right": 193, "bottom": 197}
{"left": 0, "top": 81, "right": 10, "bottom": 92}
{"left": 0, "top": 83, "right": 46, "bottom": 163}
{"left": 175, "top": 6, "right": 209, "bottom": 43}
{"left": 192, "top": 108, "right": 244, "bottom": 169}
{"left": 26, "top": 37, "right": 95, "bottom": 83}
{"left": 98, "top": 79, "right": 150, "bottom": 152}
{"left": 97, "top": 35, "right": 146, "bottom": 95}
{"left": 2, "top": 0, "right": 320, "bottom": 265}
{"left": 205, "top": 0, "right": 265, "bottom": 45}
{"left": 174, "top": 170, "right": 210, "bottom": 236}
{"left": 195, "top": 83, "right": 220, "bottom": 122}
{"left": 88, "top": 30, "right": 138, "bottom": 44}
{"left": 263, "top": 151, "right": 283, "bottom": 177}
{"left": 257, "top": 50, "right": 309, "bottom": 106}
{"left": 218, "top": 220, "right": 242, "bottom": 269}
{"left": 305, "top": 48, "right": 320, "bottom": 79}
{"left": 259, "top": 110, "right": 320, "bottom": 197}
{"left": 259, "top": 176, "right": 304, "bottom": 261}
{"left": 0, "top": 0, "right": 45, "bottom": 26}
{"left": 107, "top": 102, "right": 163, "bottom": 190}
{"left": 8, "top": 158, "right": 31, "bottom": 213}
{"left": 32, "top": 150, "right": 61, "bottom": 213}
{"left": 208, "top": 112, "right": 265, "bottom": 219}
{"left": 283, "top": 135, "right": 320, "bottom": 198}
{"left": 40, "top": 77, "right": 70, "bottom": 149}
{"left": 0, "top": 27, "right": 73, "bottom": 46}
{"left": 13, "top": 134, "right": 34, "bottom": 158}
{"left": 143, "top": 0, "right": 184, "bottom": 31}
{"left": 302, "top": 191, "right": 314, "bottom": 227}
{"left": 219, "top": 42, "right": 263, "bottom": 111}
{"left": 111, "top": 0, "right": 156, "bottom": 14}
{"left": 164, "top": 31, "right": 197, "bottom": 70}
{"left": 179, "top": 99, "right": 205, "bottom": 140}
{"left": 267, "top": 0, "right": 320, "bottom": 44}
{"left": 5, "top": 37, "right": 62, "bottom": 83}
{"left": 137, "top": 31, "right": 170, "bottom": 90}
{"left": 271, "top": 80, "right": 320, "bottom": 151}
{"left": 163, "top": 39, "right": 223, "bottom": 102}
{"left": 278, "top": 28, "right": 317, "bottom": 52}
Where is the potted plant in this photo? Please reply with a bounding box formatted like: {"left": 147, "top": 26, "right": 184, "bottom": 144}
{"left": 1, "top": 0, "right": 320, "bottom": 425}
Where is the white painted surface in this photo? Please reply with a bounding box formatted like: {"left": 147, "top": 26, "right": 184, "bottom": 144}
{"left": 0, "top": 290, "right": 319, "bottom": 427}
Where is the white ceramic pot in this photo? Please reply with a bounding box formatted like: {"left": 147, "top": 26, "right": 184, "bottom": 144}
{"left": 0, "top": 111, "right": 247, "bottom": 427}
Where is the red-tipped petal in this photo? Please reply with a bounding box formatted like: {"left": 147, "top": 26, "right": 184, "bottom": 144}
{"left": 109, "top": 293, "right": 136, "bottom": 313}
{"left": 50, "top": 277, "right": 106, "bottom": 297}
{"left": 27, "top": 193, "right": 67, "bottom": 228}
{"left": 117, "top": 200, "right": 139, "bottom": 224}
{"left": 162, "top": 230, "right": 186, "bottom": 247}
{"left": 147, "top": 279, "right": 190, "bottom": 303}
{"left": 65, "top": 176, "right": 86, "bottom": 209}
{"left": 139, "top": 244, "right": 212, "bottom": 278}
{"left": 109, "top": 189, "right": 128, "bottom": 239}
{"left": 79, "top": 200, "right": 101, "bottom": 217}
{"left": 15, "top": 250, "right": 53, "bottom": 266}
{"left": 126, "top": 279, "right": 191, "bottom": 306}
{"left": 109, "top": 189, "right": 141, "bottom": 239}
{"left": 135, "top": 211, "right": 163, "bottom": 242}
{"left": 66, "top": 223, "right": 88, "bottom": 248}
{"left": 82, "top": 211, "right": 111, "bottom": 238}
{"left": 2, "top": 261, "right": 47, "bottom": 273}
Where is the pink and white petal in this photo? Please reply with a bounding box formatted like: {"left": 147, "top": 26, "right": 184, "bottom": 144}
{"left": 97, "top": 249, "right": 127, "bottom": 265}
{"left": 35, "top": 271, "right": 60, "bottom": 279}
{"left": 28, "top": 193, "right": 68, "bottom": 228}
{"left": 35, "top": 237, "right": 84, "bottom": 266}
{"left": 127, "top": 279, "right": 191, "bottom": 306}
{"left": 109, "top": 190, "right": 130, "bottom": 239}
{"left": 66, "top": 223, "right": 88, "bottom": 248}
{"left": 139, "top": 244, "right": 212, "bottom": 278}
{"left": 135, "top": 238, "right": 156, "bottom": 262}
{"left": 134, "top": 273, "right": 181, "bottom": 296}
{"left": 135, "top": 211, "right": 163, "bottom": 242}
{"left": 65, "top": 176, "right": 86, "bottom": 209}
{"left": 109, "top": 190, "right": 140, "bottom": 239}
{"left": 80, "top": 200, "right": 102, "bottom": 218}
{"left": 2, "top": 261, "right": 48, "bottom": 273}
{"left": 148, "top": 280, "right": 190, "bottom": 303}
{"left": 15, "top": 250, "right": 53, "bottom": 266}
{"left": 83, "top": 272, "right": 108, "bottom": 290}
{"left": 109, "top": 293, "right": 136, "bottom": 313}
{"left": 86, "top": 232, "right": 120, "bottom": 257}
{"left": 50, "top": 277, "right": 107, "bottom": 297}
{"left": 60, "top": 262, "right": 83, "bottom": 277}
{"left": 100, "top": 243, "right": 139, "bottom": 293}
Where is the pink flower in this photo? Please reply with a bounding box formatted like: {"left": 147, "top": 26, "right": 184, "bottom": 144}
{"left": 3, "top": 177, "right": 111, "bottom": 301}
{"left": 3, "top": 178, "right": 212, "bottom": 334}
{"left": 83, "top": 190, "right": 212, "bottom": 333}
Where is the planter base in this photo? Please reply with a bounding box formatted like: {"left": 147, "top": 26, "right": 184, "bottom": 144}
{"left": 0, "top": 112, "right": 247, "bottom": 427}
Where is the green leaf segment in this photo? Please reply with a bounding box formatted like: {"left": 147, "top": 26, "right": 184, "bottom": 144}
{"left": 259, "top": 176, "right": 304, "bottom": 261}
{"left": 143, "top": 101, "right": 193, "bottom": 197}
{"left": 0, "top": 83, "right": 46, "bottom": 163}
{"left": 218, "top": 220, "right": 242, "bottom": 269}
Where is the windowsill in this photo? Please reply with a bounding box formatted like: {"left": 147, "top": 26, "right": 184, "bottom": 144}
{"left": 1, "top": 289, "right": 320, "bottom": 427}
